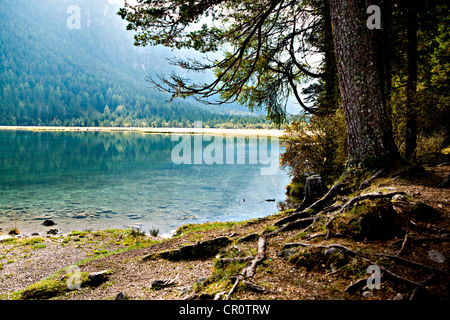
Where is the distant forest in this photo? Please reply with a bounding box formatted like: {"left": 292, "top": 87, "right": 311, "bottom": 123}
{"left": 0, "top": 0, "right": 272, "bottom": 129}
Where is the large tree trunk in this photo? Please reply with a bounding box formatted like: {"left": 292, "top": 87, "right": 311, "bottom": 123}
{"left": 404, "top": 1, "right": 418, "bottom": 160}
{"left": 382, "top": 0, "right": 393, "bottom": 111}
{"left": 328, "top": 0, "right": 400, "bottom": 168}
{"left": 321, "top": 0, "right": 340, "bottom": 115}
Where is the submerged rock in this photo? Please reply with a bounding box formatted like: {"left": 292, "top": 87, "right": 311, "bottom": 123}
{"left": 43, "top": 219, "right": 55, "bottom": 226}
{"left": 34, "top": 216, "right": 53, "bottom": 221}
{"left": 8, "top": 228, "right": 19, "bottom": 235}
{"left": 72, "top": 213, "right": 88, "bottom": 219}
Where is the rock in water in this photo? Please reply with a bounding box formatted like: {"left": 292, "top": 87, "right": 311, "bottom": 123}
{"left": 73, "top": 213, "right": 87, "bottom": 219}
{"left": 8, "top": 228, "right": 19, "bottom": 235}
{"left": 43, "top": 219, "right": 55, "bottom": 226}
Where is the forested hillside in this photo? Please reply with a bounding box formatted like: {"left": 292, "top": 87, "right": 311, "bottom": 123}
{"left": 0, "top": 0, "right": 269, "bottom": 128}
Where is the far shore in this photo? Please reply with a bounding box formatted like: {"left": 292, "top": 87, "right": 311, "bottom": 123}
{"left": 0, "top": 126, "right": 285, "bottom": 137}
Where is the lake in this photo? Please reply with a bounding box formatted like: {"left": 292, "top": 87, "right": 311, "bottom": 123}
{"left": 0, "top": 130, "right": 290, "bottom": 237}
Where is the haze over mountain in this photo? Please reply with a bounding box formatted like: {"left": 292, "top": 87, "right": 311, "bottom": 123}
{"left": 0, "top": 0, "right": 268, "bottom": 127}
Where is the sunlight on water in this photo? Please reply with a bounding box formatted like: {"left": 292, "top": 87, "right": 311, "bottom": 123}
{"left": 0, "top": 130, "right": 290, "bottom": 237}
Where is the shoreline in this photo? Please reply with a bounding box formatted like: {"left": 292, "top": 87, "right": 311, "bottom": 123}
{"left": 1, "top": 164, "right": 449, "bottom": 300}
{"left": 0, "top": 126, "right": 285, "bottom": 137}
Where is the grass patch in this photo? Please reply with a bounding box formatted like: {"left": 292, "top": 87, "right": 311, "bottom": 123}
{"left": 67, "top": 230, "right": 91, "bottom": 238}
{"left": 20, "top": 279, "right": 67, "bottom": 300}
{"left": 173, "top": 221, "right": 240, "bottom": 237}
{"left": 33, "top": 243, "right": 47, "bottom": 249}
{"left": 193, "top": 257, "right": 248, "bottom": 296}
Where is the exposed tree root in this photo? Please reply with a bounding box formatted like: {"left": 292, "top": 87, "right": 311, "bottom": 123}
{"left": 325, "top": 215, "right": 337, "bottom": 239}
{"left": 392, "top": 165, "right": 426, "bottom": 177}
{"left": 241, "top": 236, "right": 267, "bottom": 279}
{"left": 219, "top": 175, "right": 445, "bottom": 300}
{"left": 224, "top": 235, "right": 267, "bottom": 300}
{"left": 376, "top": 252, "right": 449, "bottom": 275}
{"left": 296, "top": 182, "right": 349, "bottom": 213}
{"left": 358, "top": 168, "right": 387, "bottom": 190}
{"left": 217, "top": 256, "right": 253, "bottom": 266}
{"left": 437, "top": 173, "right": 450, "bottom": 188}
{"left": 337, "top": 191, "right": 406, "bottom": 214}
{"left": 397, "top": 233, "right": 410, "bottom": 255}
{"left": 273, "top": 182, "right": 348, "bottom": 227}
{"left": 268, "top": 217, "right": 316, "bottom": 237}
{"left": 281, "top": 242, "right": 437, "bottom": 298}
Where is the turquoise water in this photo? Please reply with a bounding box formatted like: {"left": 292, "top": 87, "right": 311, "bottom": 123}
{"left": 0, "top": 130, "right": 289, "bottom": 236}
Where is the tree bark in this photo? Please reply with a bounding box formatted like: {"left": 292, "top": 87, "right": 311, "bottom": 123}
{"left": 405, "top": 0, "right": 418, "bottom": 160}
{"left": 328, "top": 0, "right": 400, "bottom": 168}
{"left": 297, "top": 175, "right": 327, "bottom": 211}
{"left": 321, "top": 0, "right": 340, "bottom": 115}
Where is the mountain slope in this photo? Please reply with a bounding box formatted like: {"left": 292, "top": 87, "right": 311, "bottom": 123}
{"left": 0, "top": 0, "right": 266, "bottom": 127}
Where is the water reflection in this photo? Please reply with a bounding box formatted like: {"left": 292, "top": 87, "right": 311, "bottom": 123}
{"left": 0, "top": 130, "right": 289, "bottom": 236}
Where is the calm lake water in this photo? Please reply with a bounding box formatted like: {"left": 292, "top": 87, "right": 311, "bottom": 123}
{"left": 0, "top": 130, "right": 290, "bottom": 237}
